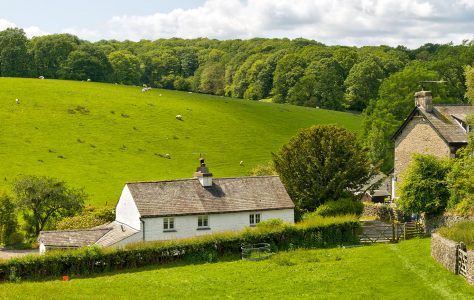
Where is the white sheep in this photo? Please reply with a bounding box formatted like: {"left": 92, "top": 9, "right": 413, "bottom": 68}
{"left": 141, "top": 88, "right": 147, "bottom": 92}
{"left": 240, "top": 160, "right": 244, "bottom": 166}
{"left": 15, "top": 98, "right": 20, "bottom": 104}
{"left": 176, "top": 114, "right": 183, "bottom": 120}
{"left": 87, "top": 78, "right": 91, "bottom": 82}
{"left": 143, "top": 84, "right": 148, "bottom": 88}
{"left": 38, "top": 76, "right": 44, "bottom": 79}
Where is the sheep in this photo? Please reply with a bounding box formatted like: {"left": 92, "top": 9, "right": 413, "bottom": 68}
{"left": 164, "top": 153, "right": 170, "bottom": 159}
{"left": 141, "top": 88, "right": 147, "bottom": 92}
{"left": 87, "top": 78, "right": 91, "bottom": 82}
{"left": 176, "top": 114, "right": 183, "bottom": 121}
{"left": 143, "top": 84, "right": 148, "bottom": 88}
{"left": 141, "top": 87, "right": 152, "bottom": 92}
{"left": 38, "top": 76, "right": 44, "bottom": 79}
{"left": 240, "top": 160, "right": 244, "bottom": 166}
{"left": 15, "top": 98, "right": 20, "bottom": 104}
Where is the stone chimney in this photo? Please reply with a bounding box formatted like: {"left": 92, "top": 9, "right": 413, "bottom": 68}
{"left": 415, "top": 90, "right": 433, "bottom": 113}
{"left": 193, "top": 158, "right": 213, "bottom": 187}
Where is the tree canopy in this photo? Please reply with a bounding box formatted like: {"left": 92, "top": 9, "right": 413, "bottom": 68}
{"left": 13, "top": 175, "right": 86, "bottom": 238}
{"left": 273, "top": 124, "right": 376, "bottom": 217}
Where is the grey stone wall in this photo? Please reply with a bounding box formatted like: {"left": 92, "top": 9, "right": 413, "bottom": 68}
{"left": 362, "top": 203, "right": 404, "bottom": 222}
{"left": 431, "top": 233, "right": 458, "bottom": 273}
{"left": 424, "top": 214, "right": 474, "bottom": 234}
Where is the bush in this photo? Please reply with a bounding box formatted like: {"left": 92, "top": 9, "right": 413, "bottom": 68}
{"left": 56, "top": 206, "right": 115, "bottom": 230}
{"left": 0, "top": 216, "right": 360, "bottom": 281}
{"left": 437, "top": 220, "right": 474, "bottom": 250}
{"left": 313, "top": 198, "right": 364, "bottom": 217}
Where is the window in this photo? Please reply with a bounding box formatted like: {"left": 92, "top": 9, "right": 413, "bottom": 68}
{"left": 197, "top": 215, "right": 209, "bottom": 229}
{"left": 163, "top": 217, "right": 175, "bottom": 231}
{"left": 249, "top": 213, "right": 261, "bottom": 226}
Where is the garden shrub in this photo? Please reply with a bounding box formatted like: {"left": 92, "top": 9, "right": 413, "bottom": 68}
{"left": 56, "top": 206, "right": 115, "bottom": 230}
{"left": 312, "top": 198, "right": 364, "bottom": 217}
{"left": 0, "top": 216, "right": 359, "bottom": 281}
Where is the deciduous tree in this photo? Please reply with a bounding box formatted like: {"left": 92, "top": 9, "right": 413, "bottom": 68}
{"left": 13, "top": 176, "right": 86, "bottom": 238}
{"left": 273, "top": 125, "right": 377, "bottom": 217}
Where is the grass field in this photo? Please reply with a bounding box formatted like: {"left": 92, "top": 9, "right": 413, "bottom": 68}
{"left": 1, "top": 239, "right": 472, "bottom": 299}
{"left": 0, "top": 78, "right": 361, "bottom": 206}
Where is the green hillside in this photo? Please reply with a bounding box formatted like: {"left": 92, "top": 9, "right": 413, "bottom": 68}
{"left": 0, "top": 78, "right": 361, "bottom": 206}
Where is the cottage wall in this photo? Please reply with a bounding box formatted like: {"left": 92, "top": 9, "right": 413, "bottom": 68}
{"left": 143, "top": 209, "right": 294, "bottom": 241}
{"left": 394, "top": 115, "right": 450, "bottom": 197}
{"left": 115, "top": 185, "right": 141, "bottom": 230}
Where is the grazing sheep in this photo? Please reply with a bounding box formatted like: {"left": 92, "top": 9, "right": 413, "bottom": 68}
{"left": 38, "top": 76, "right": 44, "bottom": 79}
{"left": 141, "top": 88, "right": 147, "bottom": 92}
{"left": 164, "top": 153, "right": 170, "bottom": 159}
{"left": 15, "top": 98, "right": 20, "bottom": 104}
{"left": 87, "top": 78, "right": 91, "bottom": 82}
{"left": 143, "top": 84, "right": 147, "bottom": 88}
{"left": 240, "top": 160, "right": 244, "bottom": 166}
{"left": 141, "top": 87, "right": 152, "bottom": 92}
{"left": 176, "top": 114, "right": 183, "bottom": 120}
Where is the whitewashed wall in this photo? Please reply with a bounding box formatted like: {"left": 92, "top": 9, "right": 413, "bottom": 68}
{"left": 115, "top": 185, "right": 141, "bottom": 230}
{"left": 143, "top": 209, "right": 294, "bottom": 241}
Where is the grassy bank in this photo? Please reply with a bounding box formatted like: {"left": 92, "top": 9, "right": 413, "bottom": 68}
{"left": 0, "top": 78, "right": 361, "bottom": 206}
{"left": 1, "top": 239, "right": 473, "bottom": 299}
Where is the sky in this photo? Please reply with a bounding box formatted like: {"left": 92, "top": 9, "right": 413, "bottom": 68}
{"left": 1, "top": 0, "right": 474, "bottom": 48}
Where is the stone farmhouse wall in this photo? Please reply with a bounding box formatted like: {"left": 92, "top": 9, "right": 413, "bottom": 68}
{"left": 431, "top": 233, "right": 474, "bottom": 284}
{"left": 394, "top": 115, "right": 450, "bottom": 196}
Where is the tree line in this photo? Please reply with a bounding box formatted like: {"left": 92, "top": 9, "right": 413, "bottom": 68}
{"left": 2, "top": 27, "right": 474, "bottom": 172}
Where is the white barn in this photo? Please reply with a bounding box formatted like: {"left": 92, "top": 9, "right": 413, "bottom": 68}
{"left": 39, "top": 159, "right": 295, "bottom": 253}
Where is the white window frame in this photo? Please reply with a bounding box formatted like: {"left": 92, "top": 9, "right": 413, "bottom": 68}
{"left": 249, "top": 213, "right": 261, "bottom": 226}
{"left": 197, "top": 215, "right": 209, "bottom": 229}
{"left": 163, "top": 217, "right": 175, "bottom": 231}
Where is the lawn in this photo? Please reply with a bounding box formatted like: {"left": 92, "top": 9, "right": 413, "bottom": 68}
{"left": 0, "top": 78, "right": 361, "bottom": 206}
{"left": 1, "top": 239, "right": 472, "bottom": 299}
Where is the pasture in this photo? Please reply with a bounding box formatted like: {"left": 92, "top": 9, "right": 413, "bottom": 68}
{"left": 0, "top": 78, "right": 361, "bottom": 206}
{"left": 1, "top": 239, "right": 473, "bottom": 299}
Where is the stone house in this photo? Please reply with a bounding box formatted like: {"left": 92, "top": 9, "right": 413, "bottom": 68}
{"left": 39, "top": 159, "right": 295, "bottom": 253}
{"left": 391, "top": 90, "right": 474, "bottom": 198}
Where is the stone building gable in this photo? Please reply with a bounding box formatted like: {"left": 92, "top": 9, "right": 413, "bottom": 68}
{"left": 394, "top": 112, "right": 450, "bottom": 192}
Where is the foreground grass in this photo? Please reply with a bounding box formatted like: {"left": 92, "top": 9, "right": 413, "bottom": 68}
{"left": 1, "top": 239, "right": 472, "bottom": 299}
{"left": 0, "top": 78, "right": 361, "bottom": 205}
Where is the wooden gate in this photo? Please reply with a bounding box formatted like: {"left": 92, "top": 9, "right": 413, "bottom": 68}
{"left": 457, "top": 242, "right": 468, "bottom": 278}
{"left": 359, "top": 221, "right": 424, "bottom": 243}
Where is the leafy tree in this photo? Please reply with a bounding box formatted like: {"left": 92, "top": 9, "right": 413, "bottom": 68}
{"left": 13, "top": 175, "right": 86, "bottom": 238}
{"left": 446, "top": 120, "right": 474, "bottom": 214}
{"left": 465, "top": 65, "right": 474, "bottom": 104}
{"left": 0, "top": 28, "right": 30, "bottom": 77}
{"left": 398, "top": 154, "right": 450, "bottom": 216}
{"left": 59, "top": 44, "right": 112, "bottom": 82}
{"left": 108, "top": 50, "right": 142, "bottom": 85}
{"left": 0, "top": 193, "right": 17, "bottom": 245}
{"left": 197, "top": 62, "right": 225, "bottom": 95}
{"left": 29, "top": 34, "right": 80, "bottom": 78}
{"left": 272, "top": 54, "right": 307, "bottom": 103}
{"left": 273, "top": 125, "right": 377, "bottom": 217}
{"left": 344, "top": 56, "right": 384, "bottom": 110}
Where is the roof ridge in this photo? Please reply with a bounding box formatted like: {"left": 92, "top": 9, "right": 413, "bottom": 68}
{"left": 40, "top": 228, "right": 112, "bottom": 234}
{"left": 126, "top": 175, "right": 279, "bottom": 185}
{"left": 434, "top": 103, "right": 472, "bottom": 107}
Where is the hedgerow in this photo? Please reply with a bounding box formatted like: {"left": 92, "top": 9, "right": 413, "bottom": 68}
{"left": 0, "top": 215, "right": 359, "bottom": 282}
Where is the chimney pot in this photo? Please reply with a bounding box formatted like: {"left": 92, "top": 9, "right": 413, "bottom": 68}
{"left": 194, "top": 158, "right": 213, "bottom": 187}
{"left": 415, "top": 90, "right": 433, "bottom": 113}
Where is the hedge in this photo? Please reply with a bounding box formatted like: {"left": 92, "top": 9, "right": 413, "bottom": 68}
{"left": 0, "top": 215, "right": 360, "bottom": 282}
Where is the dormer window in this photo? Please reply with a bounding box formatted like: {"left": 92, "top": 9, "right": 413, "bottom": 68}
{"left": 452, "top": 116, "right": 471, "bottom": 133}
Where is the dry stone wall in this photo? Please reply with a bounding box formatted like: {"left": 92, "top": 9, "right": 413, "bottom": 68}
{"left": 431, "top": 233, "right": 458, "bottom": 273}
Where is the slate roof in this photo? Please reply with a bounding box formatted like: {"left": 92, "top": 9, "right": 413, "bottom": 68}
{"left": 393, "top": 104, "right": 474, "bottom": 144}
{"left": 126, "top": 176, "right": 295, "bottom": 217}
{"left": 95, "top": 221, "right": 140, "bottom": 247}
{"left": 39, "top": 228, "right": 111, "bottom": 248}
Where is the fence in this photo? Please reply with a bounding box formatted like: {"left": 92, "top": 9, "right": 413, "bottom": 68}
{"left": 359, "top": 221, "right": 424, "bottom": 243}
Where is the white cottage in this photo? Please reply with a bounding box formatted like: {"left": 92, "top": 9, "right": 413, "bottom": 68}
{"left": 39, "top": 159, "right": 295, "bottom": 253}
